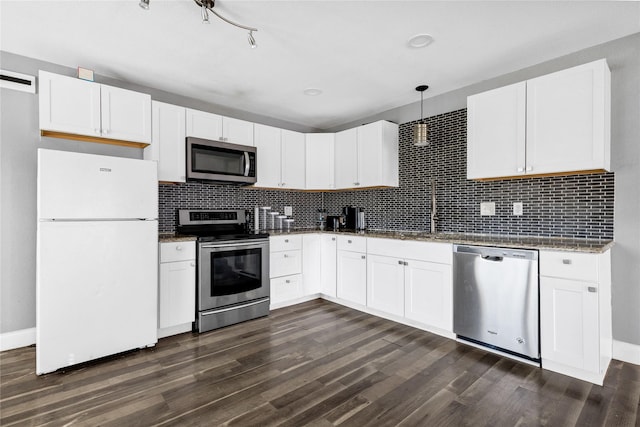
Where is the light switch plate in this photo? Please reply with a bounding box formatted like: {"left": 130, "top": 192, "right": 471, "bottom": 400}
{"left": 480, "top": 202, "right": 496, "bottom": 216}
{"left": 284, "top": 206, "right": 293, "bottom": 216}
{"left": 513, "top": 202, "right": 524, "bottom": 216}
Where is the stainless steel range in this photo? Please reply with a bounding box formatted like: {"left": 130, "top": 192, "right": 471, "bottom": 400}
{"left": 177, "top": 209, "right": 270, "bottom": 333}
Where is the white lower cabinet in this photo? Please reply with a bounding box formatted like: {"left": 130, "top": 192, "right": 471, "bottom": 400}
{"left": 404, "top": 260, "right": 452, "bottom": 332}
{"left": 269, "top": 235, "right": 303, "bottom": 307}
{"left": 320, "top": 234, "right": 337, "bottom": 297}
{"left": 158, "top": 241, "right": 196, "bottom": 338}
{"left": 302, "top": 234, "right": 321, "bottom": 295}
{"left": 540, "top": 249, "right": 612, "bottom": 385}
{"left": 336, "top": 235, "right": 367, "bottom": 306}
{"left": 367, "top": 254, "right": 405, "bottom": 317}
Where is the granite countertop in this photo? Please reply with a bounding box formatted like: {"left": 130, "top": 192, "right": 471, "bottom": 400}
{"left": 158, "top": 233, "right": 197, "bottom": 243}
{"left": 268, "top": 228, "right": 613, "bottom": 253}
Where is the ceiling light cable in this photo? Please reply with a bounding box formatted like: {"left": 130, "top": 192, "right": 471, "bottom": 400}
{"left": 139, "top": 0, "right": 258, "bottom": 47}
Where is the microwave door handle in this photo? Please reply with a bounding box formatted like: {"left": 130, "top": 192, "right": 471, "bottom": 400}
{"left": 244, "top": 152, "right": 250, "bottom": 177}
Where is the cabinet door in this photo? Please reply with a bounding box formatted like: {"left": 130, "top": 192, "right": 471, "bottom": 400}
{"left": 281, "top": 129, "right": 306, "bottom": 189}
{"left": 357, "top": 122, "right": 383, "bottom": 188}
{"left": 253, "top": 124, "right": 282, "bottom": 188}
{"left": 320, "top": 234, "right": 337, "bottom": 297}
{"left": 100, "top": 85, "right": 151, "bottom": 143}
{"left": 336, "top": 250, "right": 367, "bottom": 306}
{"left": 334, "top": 128, "right": 358, "bottom": 189}
{"left": 271, "top": 274, "right": 303, "bottom": 305}
{"left": 185, "top": 109, "right": 223, "bottom": 141}
{"left": 526, "top": 60, "right": 610, "bottom": 174}
{"left": 367, "top": 254, "right": 405, "bottom": 317}
{"left": 305, "top": 133, "right": 335, "bottom": 190}
{"left": 302, "top": 234, "right": 321, "bottom": 295}
{"left": 222, "top": 116, "right": 254, "bottom": 146}
{"left": 467, "top": 82, "right": 526, "bottom": 179}
{"left": 404, "top": 260, "right": 453, "bottom": 332}
{"left": 540, "top": 277, "right": 599, "bottom": 372}
{"left": 159, "top": 260, "right": 196, "bottom": 328}
{"left": 38, "top": 70, "right": 101, "bottom": 137}
{"left": 146, "top": 101, "right": 186, "bottom": 182}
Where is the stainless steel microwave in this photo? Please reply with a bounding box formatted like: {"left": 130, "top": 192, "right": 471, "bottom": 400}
{"left": 186, "top": 137, "right": 257, "bottom": 185}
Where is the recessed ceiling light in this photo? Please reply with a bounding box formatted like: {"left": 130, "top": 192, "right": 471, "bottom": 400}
{"left": 408, "top": 33, "right": 434, "bottom": 48}
{"left": 304, "top": 88, "right": 323, "bottom": 96}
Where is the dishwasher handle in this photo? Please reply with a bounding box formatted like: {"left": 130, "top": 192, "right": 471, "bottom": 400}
{"left": 481, "top": 255, "right": 504, "bottom": 262}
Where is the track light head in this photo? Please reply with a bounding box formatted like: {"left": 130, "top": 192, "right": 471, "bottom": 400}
{"left": 139, "top": 0, "right": 150, "bottom": 10}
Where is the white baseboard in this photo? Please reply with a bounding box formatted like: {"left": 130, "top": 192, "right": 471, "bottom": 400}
{"left": 0, "top": 328, "right": 36, "bottom": 352}
{"left": 613, "top": 339, "right": 640, "bottom": 365}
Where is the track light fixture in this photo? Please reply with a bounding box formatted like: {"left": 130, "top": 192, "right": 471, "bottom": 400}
{"left": 139, "top": 0, "right": 258, "bottom": 47}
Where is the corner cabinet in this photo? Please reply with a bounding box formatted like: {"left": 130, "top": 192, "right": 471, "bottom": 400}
{"left": 467, "top": 59, "right": 610, "bottom": 179}
{"left": 540, "top": 249, "right": 612, "bottom": 385}
{"left": 39, "top": 70, "right": 151, "bottom": 147}
{"left": 253, "top": 124, "right": 306, "bottom": 189}
{"left": 335, "top": 121, "right": 399, "bottom": 189}
{"left": 144, "top": 101, "right": 186, "bottom": 183}
{"left": 158, "top": 241, "right": 196, "bottom": 339}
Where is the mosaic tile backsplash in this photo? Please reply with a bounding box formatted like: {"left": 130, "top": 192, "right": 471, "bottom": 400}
{"left": 159, "top": 108, "right": 614, "bottom": 239}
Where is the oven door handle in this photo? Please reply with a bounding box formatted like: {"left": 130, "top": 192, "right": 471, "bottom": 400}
{"left": 200, "top": 241, "right": 268, "bottom": 249}
{"left": 243, "top": 152, "right": 250, "bottom": 177}
{"left": 201, "top": 297, "right": 270, "bottom": 316}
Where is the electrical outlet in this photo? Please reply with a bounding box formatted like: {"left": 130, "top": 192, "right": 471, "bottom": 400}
{"left": 513, "top": 202, "right": 524, "bottom": 216}
{"left": 480, "top": 202, "right": 495, "bottom": 216}
{"left": 284, "top": 206, "right": 293, "bottom": 216}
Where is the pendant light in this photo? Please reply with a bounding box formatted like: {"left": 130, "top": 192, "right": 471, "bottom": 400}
{"left": 413, "top": 85, "right": 429, "bottom": 147}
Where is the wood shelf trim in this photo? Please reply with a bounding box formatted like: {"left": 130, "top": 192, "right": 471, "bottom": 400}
{"left": 41, "top": 130, "right": 150, "bottom": 149}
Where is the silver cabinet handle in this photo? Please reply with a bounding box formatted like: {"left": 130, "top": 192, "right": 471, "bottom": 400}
{"left": 286, "top": 279, "right": 291, "bottom": 284}
{"left": 332, "top": 237, "right": 336, "bottom": 241}
{"left": 283, "top": 254, "right": 289, "bottom": 258}
{"left": 588, "top": 286, "right": 597, "bottom": 293}
{"left": 361, "top": 255, "right": 366, "bottom": 259}
{"left": 398, "top": 260, "right": 403, "bottom": 265}
{"left": 284, "top": 239, "right": 289, "bottom": 243}
{"left": 562, "top": 259, "right": 572, "bottom": 265}
{"left": 348, "top": 240, "right": 352, "bottom": 244}
{"left": 526, "top": 166, "right": 533, "bottom": 172}
{"left": 190, "top": 262, "right": 195, "bottom": 267}
{"left": 517, "top": 167, "right": 524, "bottom": 172}
{"left": 94, "top": 128, "right": 100, "bottom": 134}
{"left": 176, "top": 245, "right": 182, "bottom": 251}
{"left": 404, "top": 261, "right": 409, "bottom": 266}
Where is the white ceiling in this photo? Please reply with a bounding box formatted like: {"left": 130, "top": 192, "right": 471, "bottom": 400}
{"left": 1, "top": 1, "right": 639, "bottom": 130}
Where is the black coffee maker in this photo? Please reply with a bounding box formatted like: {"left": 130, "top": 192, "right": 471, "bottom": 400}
{"left": 343, "top": 206, "right": 366, "bottom": 231}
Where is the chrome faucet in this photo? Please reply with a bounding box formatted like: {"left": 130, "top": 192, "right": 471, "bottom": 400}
{"left": 430, "top": 179, "right": 438, "bottom": 233}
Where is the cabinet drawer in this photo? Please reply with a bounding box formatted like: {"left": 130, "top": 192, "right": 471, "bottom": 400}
{"left": 160, "top": 241, "right": 196, "bottom": 263}
{"left": 367, "top": 238, "right": 452, "bottom": 265}
{"left": 337, "top": 235, "right": 366, "bottom": 252}
{"left": 270, "top": 234, "right": 303, "bottom": 252}
{"left": 271, "top": 274, "right": 303, "bottom": 304}
{"left": 540, "top": 251, "right": 599, "bottom": 282}
{"left": 270, "top": 250, "right": 302, "bottom": 278}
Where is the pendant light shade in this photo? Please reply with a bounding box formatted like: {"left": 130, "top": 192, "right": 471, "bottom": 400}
{"left": 413, "top": 85, "right": 429, "bottom": 147}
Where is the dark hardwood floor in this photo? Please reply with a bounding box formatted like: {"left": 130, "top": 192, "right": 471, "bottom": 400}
{"left": 1, "top": 299, "right": 639, "bottom": 426}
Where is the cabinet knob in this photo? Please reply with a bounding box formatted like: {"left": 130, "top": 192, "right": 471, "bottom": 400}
{"left": 562, "top": 259, "right": 572, "bottom": 265}
{"left": 176, "top": 245, "right": 182, "bottom": 251}
{"left": 404, "top": 261, "right": 408, "bottom": 266}
{"left": 361, "top": 255, "right": 366, "bottom": 259}
{"left": 587, "top": 286, "right": 597, "bottom": 293}
{"left": 332, "top": 237, "right": 336, "bottom": 241}
{"left": 190, "top": 262, "right": 195, "bottom": 267}
{"left": 517, "top": 167, "right": 524, "bottom": 172}
{"left": 354, "top": 182, "right": 360, "bottom": 186}
{"left": 526, "top": 166, "right": 533, "bottom": 172}
{"left": 284, "top": 239, "right": 289, "bottom": 243}
{"left": 398, "top": 260, "right": 403, "bottom": 265}
{"left": 286, "top": 279, "right": 291, "bottom": 284}
{"left": 348, "top": 240, "right": 352, "bottom": 244}
{"left": 283, "top": 254, "right": 289, "bottom": 258}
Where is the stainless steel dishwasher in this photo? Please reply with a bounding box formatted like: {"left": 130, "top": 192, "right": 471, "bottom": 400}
{"left": 453, "top": 245, "right": 540, "bottom": 362}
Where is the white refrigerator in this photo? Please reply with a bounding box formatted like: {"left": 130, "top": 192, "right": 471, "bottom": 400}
{"left": 36, "top": 149, "right": 158, "bottom": 375}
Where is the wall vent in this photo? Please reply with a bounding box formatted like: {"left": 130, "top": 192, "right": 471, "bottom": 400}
{"left": 0, "top": 70, "right": 36, "bottom": 94}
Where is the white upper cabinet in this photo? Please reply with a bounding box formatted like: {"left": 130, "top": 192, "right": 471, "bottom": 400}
{"left": 467, "top": 59, "right": 611, "bottom": 179}
{"left": 334, "top": 121, "right": 399, "bottom": 189}
{"left": 253, "top": 124, "right": 305, "bottom": 189}
{"left": 144, "top": 101, "right": 186, "bottom": 183}
{"left": 39, "top": 70, "right": 151, "bottom": 145}
{"left": 334, "top": 128, "right": 358, "bottom": 189}
{"left": 467, "top": 82, "right": 526, "bottom": 179}
{"left": 185, "top": 109, "right": 254, "bottom": 146}
{"left": 281, "top": 129, "right": 306, "bottom": 189}
{"left": 306, "top": 133, "right": 335, "bottom": 190}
